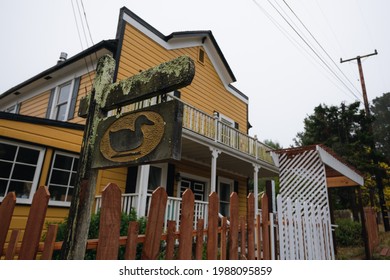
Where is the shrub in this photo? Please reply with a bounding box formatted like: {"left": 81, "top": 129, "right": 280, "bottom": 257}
{"left": 335, "top": 218, "right": 363, "bottom": 247}
{"left": 47, "top": 208, "right": 146, "bottom": 259}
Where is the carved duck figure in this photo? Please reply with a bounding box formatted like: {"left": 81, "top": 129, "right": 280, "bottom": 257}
{"left": 109, "top": 115, "right": 154, "bottom": 156}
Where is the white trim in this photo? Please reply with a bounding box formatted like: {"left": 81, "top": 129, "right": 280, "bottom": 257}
{"left": 316, "top": 145, "right": 364, "bottom": 186}
{"left": 47, "top": 150, "right": 79, "bottom": 207}
{"left": 49, "top": 80, "right": 75, "bottom": 121}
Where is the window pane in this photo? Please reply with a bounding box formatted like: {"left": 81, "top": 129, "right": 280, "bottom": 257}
{"left": 0, "top": 143, "right": 17, "bottom": 160}
{"left": 56, "top": 104, "right": 67, "bottom": 121}
{"left": 0, "top": 180, "right": 7, "bottom": 196}
{"left": 148, "top": 166, "right": 162, "bottom": 192}
{"left": 67, "top": 187, "right": 74, "bottom": 202}
{"left": 49, "top": 185, "right": 67, "bottom": 201}
{"left": 58, "top": 83, "right": 71, "bottom": 103}
{"left": 8, "top": 181, "right": 32, "bottom": 199}
{"left": 54, "top": 154, "right": 73, "bottom": 170}
{"left": 16, "top": 147, "right": 40, "bottom": 164}
{"left": 72, "top": 158, "right": 79, "bottom": 171}
{"left": 70, "top": 173, "right": 76, "bottom": 186}
{"left": 12, "top": 164, "right": 36, "bottom": 181}
{"left": 51, "top": 170, "right": 70, "bottom": 185}
{"left": 0, "top": 161, "right": 12, "bottom": 178}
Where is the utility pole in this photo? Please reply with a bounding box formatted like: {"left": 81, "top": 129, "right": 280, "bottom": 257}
{"left": 341, "top": 50, "right": 390, "bottom": 232}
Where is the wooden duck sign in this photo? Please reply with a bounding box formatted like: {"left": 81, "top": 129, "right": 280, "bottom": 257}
{"left": 92, "top": 100, "right": 183, "bottom": 169}
{"left": 78, "top": 54, "right": 195, "bottom": 169}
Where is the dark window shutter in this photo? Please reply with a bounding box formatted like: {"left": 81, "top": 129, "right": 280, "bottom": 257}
{"left": 234, "top": 180, "right": 239, "bottom": 194}
{"left": 166, "top": 163, "right": 175, "bottom": 196}
{"left": 67, "top": 77, "right": 80, "bottom": 120}
{"left": 46, "top": 88, "right": 55, "bottom": 119}
{"left": 234, "top": 122, "right": 239, "bottom": 130}
{"left": 125, "top": 166, "right": 138, "bottom": 194}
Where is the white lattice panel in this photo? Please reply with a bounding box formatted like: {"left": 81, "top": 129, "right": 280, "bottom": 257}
{"left": 273, "top": 146, "right": 334, "bottom": 260}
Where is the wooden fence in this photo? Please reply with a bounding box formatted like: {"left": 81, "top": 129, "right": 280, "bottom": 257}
{"left": 0, "top": 184, "right": 275, "bottom": 260}
{"left": 363, "top": 207, "right": 379, "bottom": 259}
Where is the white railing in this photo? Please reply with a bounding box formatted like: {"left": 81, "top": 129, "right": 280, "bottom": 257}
{"left": 181, "top": 100, "right": 274, "bottom": 165}
{"left": 95, "top": 193, "right": 209, "bottom": 230}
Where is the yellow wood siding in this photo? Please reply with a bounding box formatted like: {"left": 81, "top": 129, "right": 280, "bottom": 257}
{"left": 19, "top": 90, "right": 50, "bottom": 118}
{"left": 117, "top": 23, "right": 248, "bottom": 133}
{"left": 0, "top": 119, "right": 83, "bottom": 153}
{"left": 96, "top": 168, "right": 128, "bottom": 195}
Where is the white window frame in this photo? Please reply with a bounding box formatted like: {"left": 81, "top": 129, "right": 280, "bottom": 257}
{"left": 49, "top": 80, "right": 75, "bottom": 121}
{"left": 5, "top": 103, "right": 18, "bottom": 114}
{"left": 147, "top": 163, "right": 168, "bottom": 193}
{"left": 218, "top": 177, "right": 234, "bottom": 217}
{"left": 47, "top": 151, "right": 79, "bottom": 207}
{"left": 0, "top": 139, "right": 45, "bottom": 204}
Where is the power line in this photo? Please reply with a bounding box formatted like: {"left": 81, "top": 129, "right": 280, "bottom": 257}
{"left": 265, "top": 0, "right": 362, "bottom": 102}
{"left": 282, "top": 0, "right": 362, "bottom": 98}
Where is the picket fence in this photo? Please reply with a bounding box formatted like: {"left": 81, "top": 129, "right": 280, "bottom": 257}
{"left": 0, "top": 184, "right": 276, "bottom": 260}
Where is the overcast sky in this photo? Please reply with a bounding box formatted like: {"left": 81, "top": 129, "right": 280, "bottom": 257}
{"left": 1, "top": 0, "right": 389, "bottom": 147}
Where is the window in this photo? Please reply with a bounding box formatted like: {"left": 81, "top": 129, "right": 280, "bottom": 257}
{"left": 146, "top": 163, "right": 167, "bottom": 193}
{"left": 47, "top": 152, "right": 79, "bottom": 206}
{"left": 54, "top": 82, "right": 71, "bottom": 121}
{"left": 180, "top": 178, "right": 206, "bottom": 201}
{"left": 47, "top": 77, "right": 80, "bottom": 121}
{"left": 218, "top": 177, "right": 233, "bottom": 217}
{"left": 0, "top": 140, "right": 45, "bottom": 203}
{"left": 5, "top": 104, "right": 19, "bottom": 114}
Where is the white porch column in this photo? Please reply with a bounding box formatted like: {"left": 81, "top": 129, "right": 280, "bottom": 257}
{"left": 136, "top": 164, "right": 150, "bottom": 217}
{"left": 253, "top": 164, "right": 260, "bottom": 216}
{"left": 210, "top": 147, "right": 221, "bottom": 192}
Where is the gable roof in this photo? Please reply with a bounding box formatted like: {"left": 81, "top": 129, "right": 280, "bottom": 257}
{"left": 0, "top": 39, "right": 117, "bottom": 100}
{"left": 116, "top": 7, "right": 248, "bottom": 102}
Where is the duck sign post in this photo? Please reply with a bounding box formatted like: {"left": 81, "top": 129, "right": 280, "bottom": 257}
{"left": 61, "top": 54, "right": 195, "bottom": 259}
{"left": 78, "top": 55, "right": 195, "bottom": 169}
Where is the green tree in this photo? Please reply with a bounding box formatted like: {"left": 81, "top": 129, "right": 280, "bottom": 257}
{"left": 294, "top": 101, "right": 372, "bottom": 171}
{"left": 371, "top": 92, "right": 390, "bottom": 163}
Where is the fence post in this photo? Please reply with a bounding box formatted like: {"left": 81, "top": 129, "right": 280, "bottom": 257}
{"left": 195, "top": 219, "right": 204, "bottom": 260}
{"left": 261, "top": 193, "right": 270, "bottom": 260}
{"left": 142, "top": 187, "right": 167, "bottom": 260}
{"left": 41, "top": 224, "right": 59, "bottom": 260}
{"left": 247, "top": 193, "right": 255, "bottom": 260}
{"left": 229, "top": 192, "right": 239, "bottom": 260}
{"left": 96, "top": 183, "right": 122, "bottom": 260}
{"left": 124, "top": 221, "right": 139, "bottom": 260}
{"left": 5, "top": 229, "right": 20, "bottom": 260}
{"left": 178, "top": 189, "right": 194, "bottom": 260}
{"left": 207, "top": 192, "right": 219, "bottom": 260}
{"left": 165, "top": 221, "right": 177, "bottom": 260}
{"left": 0, "top": 192, "right": 16, "bottom": 256}
{"left": 18, "top": 186, "right": 50, "bottom": 260}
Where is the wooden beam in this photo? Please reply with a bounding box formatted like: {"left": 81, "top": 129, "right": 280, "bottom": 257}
{"left": 327, "top": 176, "right": 360, "bottom": 188}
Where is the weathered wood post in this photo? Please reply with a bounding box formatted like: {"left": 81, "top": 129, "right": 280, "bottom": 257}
{"left": 61, "top": 54, "right": 195, "bottom": 259}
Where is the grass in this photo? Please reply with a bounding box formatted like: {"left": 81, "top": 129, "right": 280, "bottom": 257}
{"left": 336, "top": 224, "right": 390, "bottom": 260}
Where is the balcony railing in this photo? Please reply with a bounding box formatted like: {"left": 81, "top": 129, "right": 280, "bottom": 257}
{"left": 120, "top": 93, "right": 274, "bottom": 165}
{"left": 182, "top": 100, "right": 274, "bottom": 164}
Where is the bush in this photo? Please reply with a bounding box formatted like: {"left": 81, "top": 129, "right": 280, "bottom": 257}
{"left": 335, "top": 218, "right": 363, "bottom": 247}
{"left": 47, "top": 208, "right": 147, "bottom": 259}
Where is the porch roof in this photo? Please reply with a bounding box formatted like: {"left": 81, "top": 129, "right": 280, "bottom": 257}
{"left": 271, "top": 144, "right": 364, "bottom": 187}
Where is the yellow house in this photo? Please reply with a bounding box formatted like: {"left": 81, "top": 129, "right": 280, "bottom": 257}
{"left": 0, "top": 7, "right": 278, "bottom": 235}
